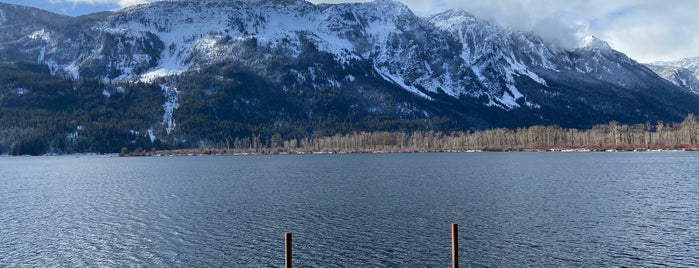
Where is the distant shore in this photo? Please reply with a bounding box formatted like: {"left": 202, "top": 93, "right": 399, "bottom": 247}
{"left": 2, "top": 148, "right": 697, "bottom": 157}
{"left": 118, "top": 147, "right": 699, "bottom": 157}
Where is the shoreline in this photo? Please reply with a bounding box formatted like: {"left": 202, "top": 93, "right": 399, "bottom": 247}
{"left": 118, "top": 147, "right": 699, "bottom": 157}
{"left": 3, "top": 148, "right": 698, "bottom": 157}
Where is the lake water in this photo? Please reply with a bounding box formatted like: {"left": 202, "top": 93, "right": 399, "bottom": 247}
{"left": 1, "top": 152, "right": 698, "bottom": 267}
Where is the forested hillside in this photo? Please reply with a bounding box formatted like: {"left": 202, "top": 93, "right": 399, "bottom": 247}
{"left": 0, "top": 63, "right": 166, "bottom": 155}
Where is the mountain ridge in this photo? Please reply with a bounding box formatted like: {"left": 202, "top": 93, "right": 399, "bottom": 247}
{"left": 646, "top": 57, "right": 699, "bottom": 94}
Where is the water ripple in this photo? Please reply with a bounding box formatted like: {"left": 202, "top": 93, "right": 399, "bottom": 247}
{"left": 1, "top": 153, "right": 699, "bottom": 266}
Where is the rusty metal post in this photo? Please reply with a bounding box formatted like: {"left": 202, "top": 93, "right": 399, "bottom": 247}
{"left": 452, "top": 223, "right": 458, "bottom": 268}
{"left": 285, "top": 232, "right": 292, "bottom": 268}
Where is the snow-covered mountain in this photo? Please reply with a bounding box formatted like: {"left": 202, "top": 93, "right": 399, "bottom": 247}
{"left": 647, "top": 57, "right": 699, "bottom": 94}
{"left": 1, "top": 0, "right": 698, "bottom": 133}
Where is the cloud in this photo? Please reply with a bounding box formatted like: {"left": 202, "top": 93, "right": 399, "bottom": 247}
{"left": 531, "top": 11, "right": 588, "bottom": 49}
{"left": 595, "top": 2, "right": 699, "bottom": 62}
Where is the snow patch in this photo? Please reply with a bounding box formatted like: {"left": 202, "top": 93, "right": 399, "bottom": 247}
{"left": 345, "top": 74, "right": 355, "bottom": 82}
{"left": 15, "top": 88, "right": 27, "bottom": 96}
{"left": 29, "top": 30, "right": 50, "bottom": 42}
{"left": 67, "top": 131, "right": 78, "bottom": 142}
{"left": 498, "top": 86, "right": 521, "bottom": 110}
{"left": 147, "top": 127, "right": 156, "bottom": 143}
{"left": 66, "top": 62, "right": 80, "bottom": 80}
{"left": 28, "top": 30, "right": 51, "bottom": 64}
{"left": 140, "top": 68, "right": 185, "bottom": 83}
{"left": 102, "top": 89, "right": 111, "bottom": 98}
{"left": 507, "top": 59, "right": 547, "bottom": 86}
{"left": 375, "top": 65, "right": 433, "bottom": 100}
{"left": 485, "top": 84, "right": 540, "bottom": 110}
{"left": 526, "top": 101, "right": 541, "bottom": 109}
{"left": 37, "top": 46, "right": 46, "bottom": 64}
{"left": 328, "top": 79, "right": 340, "bottom": 88}
{"left": 507, "top": 84, "right": 524, "bottom": 100}
{"left": 161, "top": 84, "right": 179, "bottom": 134}
{"left": 46, "top": 60, "right": 81, "bottom": 80}
{"left": 471, "top": 65, "right": 488, "bottom": 84}
{"left": 308, "top": 67, "right": 317, "bottom": 81}
{"left": 579, "top": 36, "right": 611, "bottom": 52}
{"left": 0, "top": 9, "right": 5, "bottom": 25}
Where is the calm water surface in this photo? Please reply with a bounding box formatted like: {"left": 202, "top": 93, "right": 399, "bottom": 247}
{"left": 1, "top": 152, "right": 698, "bottom": 267}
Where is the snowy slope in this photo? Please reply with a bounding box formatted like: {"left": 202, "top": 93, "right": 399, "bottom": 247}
{"left": 429, "top": 9, "right": 555, "bottom": 109}
{"left": 92, "top": 0, "right": 476, "bottom": 100}
{"left": 2, "top": 0, "right": 670, "bottom": 104}
{"left": 647, "top": 57, "right": 699, "bottom": 93}
{"left": 431, "top": 9, "right": 664, "bottom": 96}
{"left": 0, "top": 0, "right": 549, "bottom": 108}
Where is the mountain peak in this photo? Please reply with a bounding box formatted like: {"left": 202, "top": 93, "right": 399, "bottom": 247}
{"left": 428, "top": 8, "right": 486, "bottom": 33}
{"left": 579, "top": 35, "right": 612, "bottom": 51}
{"left": 429, "top": 8, "right": 478, "bottom": 23}
{"left": 364, "top": 0, "right": 413, "bottom": 15}
{"left": 437, "top": 8, "right": 476, "bottom": 18}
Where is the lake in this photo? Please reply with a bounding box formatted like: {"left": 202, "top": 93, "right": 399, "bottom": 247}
{"left": 1, "top": 152, "right": 698, "bottom": 267}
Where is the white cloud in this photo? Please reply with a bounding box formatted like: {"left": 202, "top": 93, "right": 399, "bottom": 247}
{"left": 594, "top": 2, "right": 699, "bottom": 62}
{"left": 531, "top": 11, "right": 589, "bottom": 49}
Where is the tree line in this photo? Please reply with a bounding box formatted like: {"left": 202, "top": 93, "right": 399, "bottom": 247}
{"left": 132, "top": 114, "right": 699, "bottom": 156}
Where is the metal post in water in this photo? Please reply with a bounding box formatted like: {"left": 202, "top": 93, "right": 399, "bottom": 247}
{"left": 452, "top": 223, "right": 458, "bottom": 268}
{"left": 285, "top": 232, "right": 292, "bottom": 268}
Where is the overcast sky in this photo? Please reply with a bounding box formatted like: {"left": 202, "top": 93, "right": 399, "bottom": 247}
{"left": 3, "top": 0, "right": 697, "bottom": 63}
